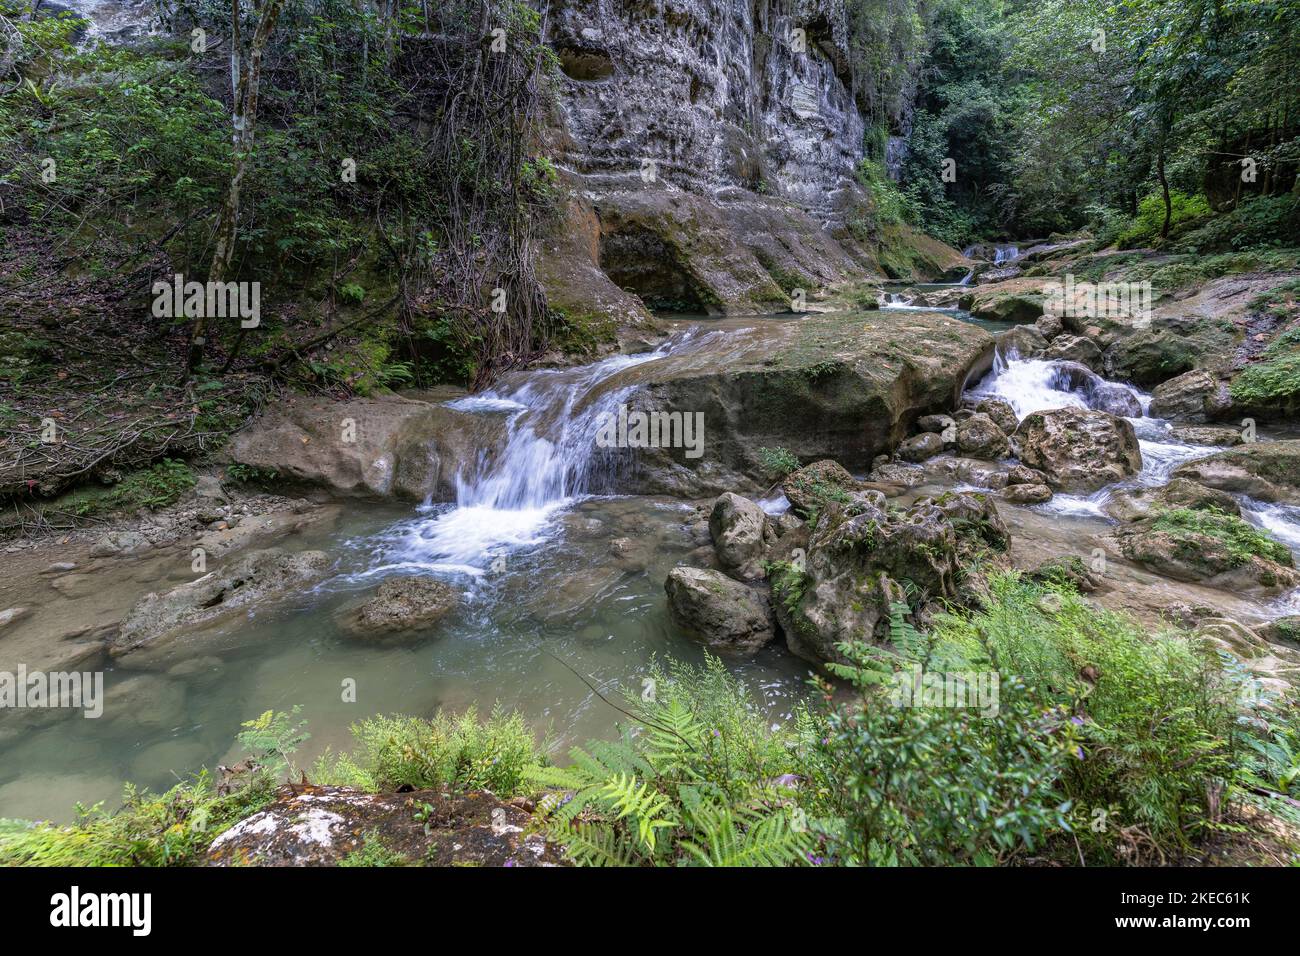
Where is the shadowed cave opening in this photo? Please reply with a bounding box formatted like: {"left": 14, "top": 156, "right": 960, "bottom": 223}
{"left": 598, "top": 223, "right": 714, "bottom": 313}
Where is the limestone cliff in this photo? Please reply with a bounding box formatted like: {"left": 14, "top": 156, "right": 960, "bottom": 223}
{"left": 537, "top": 0, "right": 968, "bottom": 333}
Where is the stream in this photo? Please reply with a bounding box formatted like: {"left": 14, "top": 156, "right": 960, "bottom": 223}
{"left": 4, "top": 299, "right": 1300, "bottom": 821}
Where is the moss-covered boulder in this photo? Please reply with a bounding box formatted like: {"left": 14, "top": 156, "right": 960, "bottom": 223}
{"left": 1013, "top": 407, "right": 1142, "bottom": 492}
{"left": 1171, "top": 440, "right": 1300, "bottom": 505}
{"left": 958, "top": 277, "right": 1045, "bottom": 324}
{"left": 1115, "top": 507, "right": 1297, "bottom": 593}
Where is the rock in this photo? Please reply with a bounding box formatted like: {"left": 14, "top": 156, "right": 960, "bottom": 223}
{"left": 338, "top": 577, "right": 460, "bottom": 639}
{"left": 922, "top": 456, "right": 1010, "bottom": 490}
{"left": 1043, "top": 334, "right": 1104, "bottom": 371}
{"left": 865, "top": 460, "right": 928, "bottom": 489}
{"left": 1104, "top": 478, "right": 1241, "bottom": 523}
{"left": 781, "top": 460, "right": 880, "bottom": 518}
{"left": 916, "top": 414, "right": 955, "bottom": 434}
{"left": 707, "top": 492, "right": 768, "bottom": 579}
{"left": 770, "top": 493, "right": 1002, "bottom": 666}
{"left": 1026, "top": 556, "right": 1101, "bottom": 592}
{"left": 955, "top": 413, "right": 1010, "bottom": 460}
{"left": 1035, "top": 312, "right": 1064, "bottom": 339}
{"left": 193, "top": 474, "right": 229, "bottom": 502}
{"left": 102, "top": 673, "right": 186, "bottom": 730}
{"left": 927, "top": 490, "right": 1011, "bottom": 554}
{"left": 1103, "top": 320, "right": 1236, "bottom": 390}
{"left": 974, "top": 398, "right": 1018, "bottom": 435}
{"left": 1006, "top": 464, "right": 1049, "bottom": 486}
{"left": 997, "top": 325, "right": 1048, "bottom": 360}
{"left": 625, "top": 312, "right": 994, "bottom": 496}
{"left": 1000, "top": 483, "right": 1053, "bottom": 504}
{"left": 1088, "top": 382, "right": 1143, "bottom": 418}
{"left": 227, "top": 394, "right": 503, "bottom": 501}
{"left": 0, "top": 607, "right": 32, "bottom": 631}
{"left": 207, "top": 785, "right": 564, "bottom": 867}
{"left": 1115, "top": 512, "right": 1298, "bottom": 593}
{"left": 959, "top": 279, "right": 1045, "bottom": 324}
{"left": 89, "top": 530, "right": 152, "bottom": 558}
{"left": 664, "top": 567, "right": 775, "bottom": 653}
{"left": 41, "top": 562, "right": 78, "bottom": 574}
{"left": 1014, "top": 407, "right": 1143, "bottom": 492}
{"left": 1169, "top": 424, "right": 1244, "bottom": 447}
{"left": 115, "top": 548, "right": 331, "bottom": 653}
{"left": 1148, "top": 369, "right": 1226, "bottom": 422}
{"left": 897, "top": 432, "right": 945, "bottom": 463}
{"left": 1258, "top": 616, "right": 1300, "bottom": 646}
{"left": 1171, "top": 440, "right": 1300, "bottom": 505}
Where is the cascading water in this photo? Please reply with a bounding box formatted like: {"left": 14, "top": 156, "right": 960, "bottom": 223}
{"left": 365, "top": 333, "right": 697, "bottom": 574}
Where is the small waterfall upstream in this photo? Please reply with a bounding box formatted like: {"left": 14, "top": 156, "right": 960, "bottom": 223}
{"left": 968, "top": 351, "right": 1300, "bottom": 610}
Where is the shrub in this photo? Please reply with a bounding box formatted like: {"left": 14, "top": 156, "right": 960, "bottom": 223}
{"left": 1117, "top": 191, "right": 1211, "bottom": 248}
{"left": 312, "top": 707, "right": 541, "bottom": 797}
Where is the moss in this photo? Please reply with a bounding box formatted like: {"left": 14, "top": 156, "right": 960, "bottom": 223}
{"left": 547, "top": 305, "right": 619, "bottom": 357}
{"left": 53, "top": 459, "right": 196, "bottom": 519}
{"left": 1230, "top": 351, "right": 1300, "bottom": 413}
{"left": 1150, "top": 507, "right": 1292, "bottom": 569}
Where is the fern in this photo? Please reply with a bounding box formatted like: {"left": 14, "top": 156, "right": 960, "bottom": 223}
{"left": 680, "top": 802, "right": 812, "bottom": 867}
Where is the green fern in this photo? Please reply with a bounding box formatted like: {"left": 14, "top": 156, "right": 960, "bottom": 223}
{"left": 680, "top": 802, "right": 812, "bottom": 867}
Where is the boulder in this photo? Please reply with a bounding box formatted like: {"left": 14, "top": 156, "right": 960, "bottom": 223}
{"left": 1000, "top": 483, "right": 1053, "bottom": 505}
{"left": 1169, "top": 424, "right": 1244, "bottom": 447}
{"left": 1171, "top": 441, "right": 1300, "bottom": 505}
{"left": 1115, "top": 509, "right": 1297, "bottom": 593}
{"left": 115, "top": 548, "right": 331, "bottom": 653}
{"left": 974, "top": 397, "right": 1018, "bottom": 435}
{"left": 781, "top": 460, "right": 881, "bottom": 517}
{"left": 1087, "top": 382, "right": 1143, "bottom": 418}
{"left": 897, "top": 432, "right": 945, "bottom": 463}
{"left": 770, "top": 492, "right": 1005, "bottom": 666}
{"left": 1035, "top": 313, "right": 1064, "bottom": 339}
{"left": 707, "top": 492, "right": 768, "bottom": 579}
{"left": 623, "top": 312, "right": 994, "bottom": 496}
{"left": 338, "top": 577, "right": 460, "bottom": 639}
{"left": 1043, "top": 334, "right": 1103, "bottom": 371}
{"left": 1104, "top": 477, "right": 1242, "bottom": 523}
{"left": 664, "top": 567, "right": 776, "bottom": 653}
{"left": 207, "top": 785, "right": 564, "bottom": 867}
{"left": 997, "top": 325, "right": 1048, "bottom": 360}
{"left": 227, "top": 394, "right": 502, "bottom": 501}
{"left": 1149, "top": 369, "right": 1228, "bottom": 422}
{"left": 916, "top": 414, "right": 955, "bottom": 434}
{"left": 955, "top": 413, "right": 1010, "bottom": 460}
{"left": 959, "top": 279, "right": 1045, "bottom": 324}
{"left": 1014, "top": 407, "right": 1143, "bottom": 492}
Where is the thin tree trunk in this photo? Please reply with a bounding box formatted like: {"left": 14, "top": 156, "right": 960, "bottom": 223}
{"left": 1157, "top": 139, "right": 1172, "bottom": 240}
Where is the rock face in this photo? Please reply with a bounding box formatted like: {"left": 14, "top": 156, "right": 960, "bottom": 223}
{"left": 115, "top": 548, "right": 330, "bottom": 653}
{"left": 1014, "top": 407, "right": 1143, "bottom": 492}
{"left": 227, "top": 394, "right": 502, "bottom": 501}
{"left": 619, "top": 312, "right": 993, "bottom": 496}
{"left": 207, "top": 785, "right": 564, "bottom": 867}
{"left": 770, "top": 491, "right": 1007, "bottom": 666}
{"left": 664, "top": 567, "right": 776, "bottom": 652}
{"left": 1171, "top": 441, "right": 1300, "bottom": 505}
{"left": 537, "top": 0, "right": 968, "bottom": 329}
{"left": 338, "top": 576, "right": 460, "bottom": 639}
{"left": 708, "top": 492, "right": 769, "bottom": 579}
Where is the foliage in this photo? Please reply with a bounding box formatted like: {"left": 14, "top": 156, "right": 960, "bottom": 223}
{"left": 527, "top": 655, "right": 819, "bottom": 866}
{"left": 1117, "top": 191, "right": 1211, "bottom": 248}
{"left": 756, "top": 446, "right": 800, "bottom": 479}
{"left": 311, "top": 707, "right": 541, "bottom": 797}
{"left": 238, "top": 706, "right": 311, "bottom": 781}
{"left": 1150, "top": 507, "right": 1294, "bottom": 567}
{"left": 337, "top": 831, "right": 408, "bottom": 867}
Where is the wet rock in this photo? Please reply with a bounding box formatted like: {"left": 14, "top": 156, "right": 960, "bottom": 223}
{"left": 974, "top": 398, "right": 1018, "bottom": 435}
{"left": 1148, "top": 369, "right": 1228, "bottom": 422}
{"left": 1000, "top": 483, "right": 1053, "bottom": 505}
{"left": 955, "top": 413, "right": 1010, "bottom": 460}
{"left": 338, "top": 577, "right": 460, "bottom": 639}
{"left": 997, "top": 325, "right": 1048, "bottom": 360}
{"left": 1014, "top": 407, "right": 1143, "bottom": 492}
{"left": 1171, "top": 440, "right": 1300, "bottom": 505}
{"left": 707, "top": 492, "right": 768, "bottom": 579}
{"left": 1104, "top": 478, "right": 1241, "bottom": 523}
{"left": 960, "top": 280, "right": 1045, "bottom": 324}
{"left": 897, "top": 432, "right": 945, "bottom": 463}
{"left": 1043, "top": 334, "right": 1103, "bottom": 371}
{"left": 1258, "top": 616, "right": 1300, "bottom": 647}
{"left": 1169, "top": 424, "right": 1243, "bottom": 447}
{"left": 865, "top": 460, "right": 928, "bottom": 489}
{"left": 41, "top": 562, "right": 78, "bottom": 574}
{"left": 1088, "top": 382, "right": 1143, "bottom": 418}
{"left": 102, "top": 673, "right": 186, "bottom": 730}
{"left": 115, "top": 548, "right": 331, "bottom": 653}
{"left": 922, "top": 456, "right": 1010, "bottom": 490}
{"left": 1103, "top": 321, "right": 1236, "bottom": 390}
{"left": 1006, "top": 464, "right": 1049, "bottom": 486}
{"left": 664, "top": 567, "right": 776, "bottom": 653}
{"left": 206, "top": 785, "right": 565, "bottom": 867}
{"left": 194, "top": 474, "right": 229, "bottom": 502}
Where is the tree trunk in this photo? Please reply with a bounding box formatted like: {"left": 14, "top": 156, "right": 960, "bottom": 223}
{"left": 188, "top": 0, "right": 286, "bottom": 374}
{"left": 1156, "top": 140, "right": 1172, "bottom": 240}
